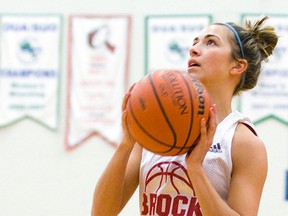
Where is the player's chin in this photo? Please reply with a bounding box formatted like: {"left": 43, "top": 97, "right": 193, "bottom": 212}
{"left": 187, "top": 68, "right": 199, "bottom": 77}
{"left": 187, "top": 70, "right": 205, "bottom": 85}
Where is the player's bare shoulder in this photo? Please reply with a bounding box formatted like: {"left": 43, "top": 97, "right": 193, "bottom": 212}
{"left": 232, "top": 123, "right": 267, "bottom": 167}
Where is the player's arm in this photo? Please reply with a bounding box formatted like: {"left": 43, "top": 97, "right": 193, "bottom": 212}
{"left": 227, "top": 123, "right": 268, "bottom": 215}
{"left": 91, "top": 141, "right": 142, "bottom": 216}
{"left": 91, "top": 85, "right": 142, "bottom": 215}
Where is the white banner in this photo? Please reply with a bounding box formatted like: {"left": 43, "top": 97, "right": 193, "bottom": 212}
{"left": 145, "top": 15, "right": 211, "bottom": 73}
{"left": 240, "top": 15, "right": 288, "bottom": 124}
{"left": 66, "top": 15, "right": 131, "bottom": 149}
{"left": 0, "top": 15, "right": 61, "bottom": 129}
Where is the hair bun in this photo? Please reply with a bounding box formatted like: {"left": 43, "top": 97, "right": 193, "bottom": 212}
{"left": 245, "top": 16, "right": 278, "bottom": 61}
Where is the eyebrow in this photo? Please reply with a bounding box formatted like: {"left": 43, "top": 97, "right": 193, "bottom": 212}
{"left": 193, "top": 34, "right": 221, "bottom": 44}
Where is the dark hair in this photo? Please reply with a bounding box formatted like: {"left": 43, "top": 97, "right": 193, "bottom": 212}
{"left": 217, "top": 16, "right": 278, "bottom": 95}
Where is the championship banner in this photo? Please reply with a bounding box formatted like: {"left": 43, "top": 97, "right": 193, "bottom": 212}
{"left": 0, "top": 15, "right": 62, "bottom": 129}
{"left": 66, "top": 15, "right": 131, "bottom": 150}
{"left": 240, "top": 14, "right": 288, "bottom": 125}
{"left": 145, "top": 15, "right": 212, "bottom": 74}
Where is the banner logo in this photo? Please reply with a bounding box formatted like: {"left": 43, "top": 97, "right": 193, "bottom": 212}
{"left": 17, "top": 37, "right": 42, "bottom": 64}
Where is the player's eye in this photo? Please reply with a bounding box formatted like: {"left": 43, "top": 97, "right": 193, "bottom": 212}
{"left": 206, "top": 39, "right": 216, "bottom": 46}
{"left": 192, "top": 40, "right": 198, "bottom": 46}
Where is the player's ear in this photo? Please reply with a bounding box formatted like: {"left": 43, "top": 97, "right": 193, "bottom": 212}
{"left": 230, "top": 59, "right": 248, "bottom": 75}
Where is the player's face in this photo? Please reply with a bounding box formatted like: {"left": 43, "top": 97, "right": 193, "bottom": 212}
{"left": 187, "top": 25, "right": 235, "bottom": 86}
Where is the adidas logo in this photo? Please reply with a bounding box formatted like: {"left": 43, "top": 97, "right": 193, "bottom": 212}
{"left": 209, "top": 143, "right": 222, "bottom": 153}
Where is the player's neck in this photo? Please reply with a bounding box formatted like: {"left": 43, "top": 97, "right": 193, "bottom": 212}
{"left": 209, "top": 92, "right": 233, "bottom": 124}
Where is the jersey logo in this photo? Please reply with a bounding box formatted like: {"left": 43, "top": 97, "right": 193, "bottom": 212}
{"left": 141, "top": 161, "right": 202, "bottom": 215}
{"left": 209, "top": 143, "right": 222, "bottom": 153}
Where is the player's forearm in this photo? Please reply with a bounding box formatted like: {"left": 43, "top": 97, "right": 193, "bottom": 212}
{"left": 188, "top": 165, "right": 240, "bottom": 216}
{"left": 91, "top": 142, "right": 134, "bottom": 215}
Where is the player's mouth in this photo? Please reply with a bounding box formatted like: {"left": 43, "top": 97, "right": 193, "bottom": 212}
{"left": 188, "top": 59, "right": 200, "bottom": 69}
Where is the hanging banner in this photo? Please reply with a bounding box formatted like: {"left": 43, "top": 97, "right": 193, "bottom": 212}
{"left": 240, "top": 14, "right": 288, "bottom": 125}
{"left": 145, "top": 15, "right": 212, "bottom": 74}
{"left": 66, "top": 15, "right": 131, "bottom": 150}
{"left": 0, "top": 15, "right": 62, "bottom": 129}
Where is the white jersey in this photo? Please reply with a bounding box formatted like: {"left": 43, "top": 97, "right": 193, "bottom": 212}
{"left": 139, "top": 111, "right": 256, "bottom": 216}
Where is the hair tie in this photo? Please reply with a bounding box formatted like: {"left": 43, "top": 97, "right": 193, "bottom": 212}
{"left": 222, "top": 23, "right": 245, "bottom": 58}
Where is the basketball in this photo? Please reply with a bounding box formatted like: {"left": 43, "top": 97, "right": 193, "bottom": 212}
{"left": 126, "top": 69, "right": 210, "bottom": 156}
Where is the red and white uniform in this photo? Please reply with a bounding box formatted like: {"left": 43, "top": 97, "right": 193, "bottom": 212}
{"left": 139, "top": 111, "right": 256, "bottom": 216}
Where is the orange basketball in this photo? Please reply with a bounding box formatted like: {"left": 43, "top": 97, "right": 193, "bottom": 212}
{"left": 126, "top": 69, "right": 210, "bottom": 156}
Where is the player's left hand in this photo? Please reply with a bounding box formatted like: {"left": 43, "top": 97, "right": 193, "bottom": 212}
{"left": 185, "top": 104, "right": 217, "bottom": 168}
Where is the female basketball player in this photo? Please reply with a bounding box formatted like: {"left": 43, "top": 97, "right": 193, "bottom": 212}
{"left": 92, "top": 16, "right": 278, "bottom": 216}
